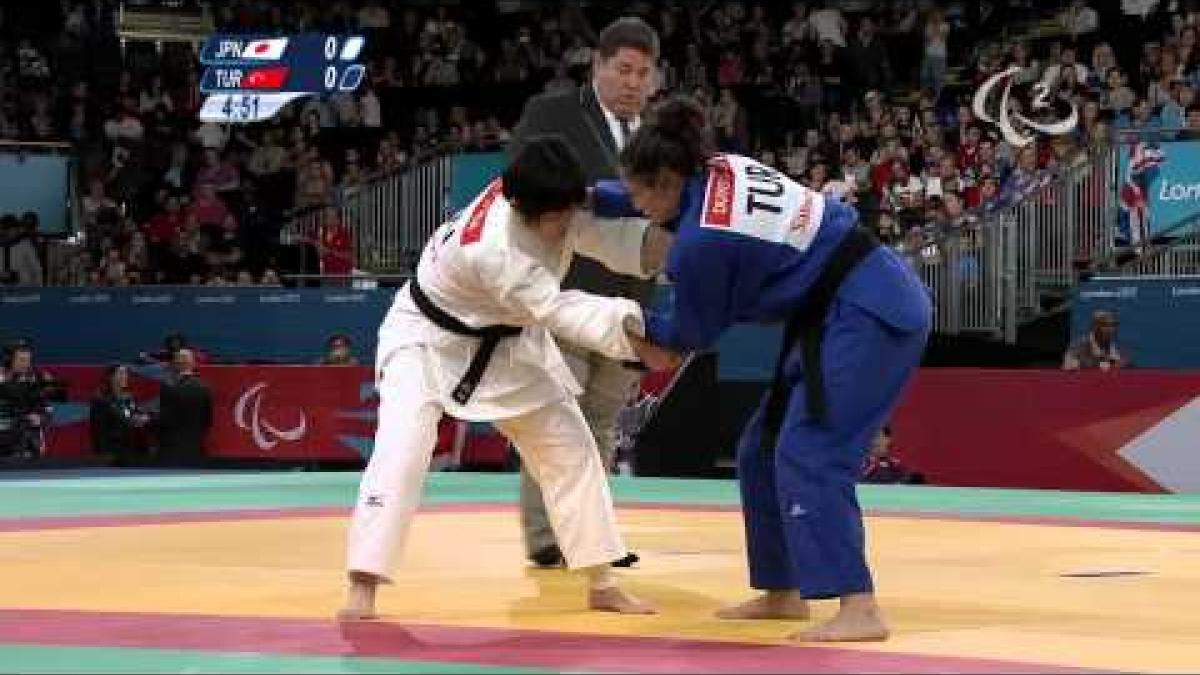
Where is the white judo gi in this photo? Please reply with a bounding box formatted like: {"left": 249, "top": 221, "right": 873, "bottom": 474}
{"left": 347, "top": 179, "right": 653, "bottom": 579}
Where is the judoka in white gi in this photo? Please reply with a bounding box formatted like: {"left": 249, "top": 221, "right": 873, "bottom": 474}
{"left": 338, "top": 136, "right": 677, "bottom": 619}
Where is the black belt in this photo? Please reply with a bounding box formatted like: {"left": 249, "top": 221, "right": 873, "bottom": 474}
{"left": 409, "top": 281, "right": 523, "bottom": 405}
{"left": 761, "top": 227, "right": 879, "bottom": 453}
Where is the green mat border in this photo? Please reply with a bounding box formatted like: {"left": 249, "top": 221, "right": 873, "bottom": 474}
{"left": 0, "top": 644, "right": 549, "bottom": 675}
{"left": 0, "top": 472, "right": 1197, "bottom": 525}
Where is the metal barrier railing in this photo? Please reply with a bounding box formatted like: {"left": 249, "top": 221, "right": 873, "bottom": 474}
{"left": 280, "top": 136, "right": 1200, "bottom": 343}
{"left": 1081, "top": 130, "right": 1200, "bottom": 279}
{"left": 914, "top": 213, "right": 1016, "bottom": 341}
{"left": 913, "top": 145, "right": 1118, "bottom": 343}
{"left": 298, "top": 144, "right": 1110, "bottom": 343}
{"left": 284, "top": 153, "right": 453, "bottom": 273}
{"left": 1106, "top": 214, "right": 1200, "bottom": 277}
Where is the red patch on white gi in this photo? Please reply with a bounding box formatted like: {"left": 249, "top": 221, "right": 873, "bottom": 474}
{"left": 703, "top": 157, "right": 735, "bottom": 227}
{"left": 789, "top": 191, "right": 813, "bottom": 232}
{"left": 460, "top": 180, "right": 504, "bottom": 245}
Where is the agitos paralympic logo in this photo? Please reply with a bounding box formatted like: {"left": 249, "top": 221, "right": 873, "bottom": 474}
{"left": 234, "top": 382, "right": 308, "bottom": 450}
{"left": 972, "top": 66, "right": 1078, "bottom": 148}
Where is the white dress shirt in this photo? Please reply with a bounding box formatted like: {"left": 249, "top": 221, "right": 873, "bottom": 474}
{"left": 593, "top": 83, "right": 641, "bottom": 150}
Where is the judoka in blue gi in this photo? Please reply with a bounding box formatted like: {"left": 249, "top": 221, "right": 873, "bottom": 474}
{"left": 602, "top": 96, "right": 933, "bottom": 642}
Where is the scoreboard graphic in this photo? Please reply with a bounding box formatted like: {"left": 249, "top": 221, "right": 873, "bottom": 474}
{"left": 198, "top": 33, "right": 366, "bottom": 124}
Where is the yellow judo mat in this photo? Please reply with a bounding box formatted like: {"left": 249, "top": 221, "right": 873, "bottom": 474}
{"left": 1, "top": 471, "right": 1197, "bottom": 673}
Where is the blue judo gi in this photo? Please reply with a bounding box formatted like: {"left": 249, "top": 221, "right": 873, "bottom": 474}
{"left": 596, "top": 154, "right": 932, "bottom": 598}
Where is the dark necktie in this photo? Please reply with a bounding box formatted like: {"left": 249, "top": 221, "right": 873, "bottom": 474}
{"left": 618, "top": 118, "right": 632, "bottom": 149}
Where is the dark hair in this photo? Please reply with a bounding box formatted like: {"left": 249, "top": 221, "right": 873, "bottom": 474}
{"left": 620, "top": 94, "right": 716, "bottom": 182}
{"left": 597, "top": 17, "right": 660, "bottom": 61}
{"left": 99, "top": 363, "right": 128, "bottom": 397}
{"left": 502, "top": 135, "right": 588, "bottom": 219}
{"left": 3, "top": 342, "right": 33, "bottom": 370}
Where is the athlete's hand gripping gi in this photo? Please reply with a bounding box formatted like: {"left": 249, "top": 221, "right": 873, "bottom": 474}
{"left": 603, "top": 122, "right": 932, "bottom": 641}
{"left": 341, "top": 138, "right": 665, "bottom": 619}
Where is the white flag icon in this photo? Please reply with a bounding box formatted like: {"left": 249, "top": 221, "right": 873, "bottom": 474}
{"left": 340, "top": 37, "right": 365, "bottom": 61}
{"left": 241, "top": 38, "right": 288, "bottom": 60}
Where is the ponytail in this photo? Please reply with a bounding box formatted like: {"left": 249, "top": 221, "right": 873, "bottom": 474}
{"left": 620, "top": 94, "right": 716, "bottom": 183}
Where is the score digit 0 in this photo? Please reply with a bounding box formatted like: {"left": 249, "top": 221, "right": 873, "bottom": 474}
{"left": 325, "top": 36, "right": 339, "bottom": 60}
{"left": 325, "top": 66, "right": 338, "bottom": 90}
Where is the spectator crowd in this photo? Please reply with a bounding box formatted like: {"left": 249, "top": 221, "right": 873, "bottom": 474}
{"left": 0, "top": 0, "right": 1197, "bottom": 291}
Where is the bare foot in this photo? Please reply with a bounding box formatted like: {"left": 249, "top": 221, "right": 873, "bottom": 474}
{"left": 791, "top": 594, "right": 889, "bottom": 642}
{"left": 588, "top": 586, "right": 658, "bottom": 615}
{"left": 716, "top": 591, "right": 810, "bottom": 620}
{"left": 336, "top": 607, "right": 379, "bottom": 621}
{"left": 337, "top": 572, "right": 380, "bottom": 621}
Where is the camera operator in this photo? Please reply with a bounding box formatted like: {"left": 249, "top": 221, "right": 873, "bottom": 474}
{"left": 0, "top": 342, "right": 61, "bottom": 459}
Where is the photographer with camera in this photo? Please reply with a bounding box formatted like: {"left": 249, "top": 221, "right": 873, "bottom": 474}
{"left": 0, "top": 342, "right": 60, "bottom": 460}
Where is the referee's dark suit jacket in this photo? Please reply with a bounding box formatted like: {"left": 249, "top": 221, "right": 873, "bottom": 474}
{"left": 157, "top": 373, "right": 213, "bottom": 466}
{"left": 509, "top": 83, "right": 655, "bottom": 305}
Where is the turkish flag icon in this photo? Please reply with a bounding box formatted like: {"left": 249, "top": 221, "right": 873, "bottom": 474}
{"left": 242, "top": 66, "right": 290, "bottom": 90}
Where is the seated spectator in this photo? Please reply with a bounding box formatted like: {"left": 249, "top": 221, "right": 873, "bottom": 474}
{"left": 925, "top": 156, "right": 966, "bottom": 201}
{"left": 102, "top": 98, "right": 145, "bottom": 148}
{"left": 976, "top": 176, "right": 1003, "bottom": 212}
{"left": 296, "top": 154, "right": 334, "bottom": 208}
{"left": 82, "top": 179, "right": 120, "bottom": 232}
{"left": 1063, "top": 309, "right": 1131, "bottom": 371}
{"left": 158, "top": 230, "right": 210, "bottom": 285}
{"left": 885, "top": 158, "right": 924, "bottom": 207}
{"left": 928, "top": 190, "right": 976, "bottom": 236}
{"left": 193, "top": 118, "right": 229, "bottom": 150}
{"left": 805, "top": 159, "right": 832, "bottom": 192}
{"left": 840, "top": 146, "right": 871, "bottom": 193}
{"left": 1060, "top": 1, "right": 1099, "bottom": 49}
{"left": 190, "top": 183, "right": 231, "bottom": 230}
{"left": 194, "top": 148, "right": 241, "bottom": 196}
{"left": 1001, "top": 146, "right": 1044, "bottom": 202}
{"left": 1161, "top": 82, "right": 1194, "bottom": 129}
{"left": 261, "top": 268, "right": 283, "bottom": 286}
{"left": 893, "top": 188, "right": 928, "bottom": 234}
{"left": 1116, "top": 97, "right": 1162, "bottom": 131}
{"left": 205, "top": 215, "right": 244, "bottom": 272}
{"left": 144, "top": 194, "right": 185, "bottom": 257}
{"left": 1101, "top": 68, "right": 1137, "bottom": 116}
{"left": 1042, "top": 46, "right": 1090, "bottom": 90}
{"left": 319, "top": 334, "right": 360, "bottom": 366}
{"left": 860, "top": 426, "right": 925, "bottom": 485}
{"left": 162, "top": 143, "right": 192, "bottom": 192}
{"left": 89, "top": 364, "right": 153, "bottom": 466}
{"left": 2, "top": 214, "right": 43, "bottom": 286}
